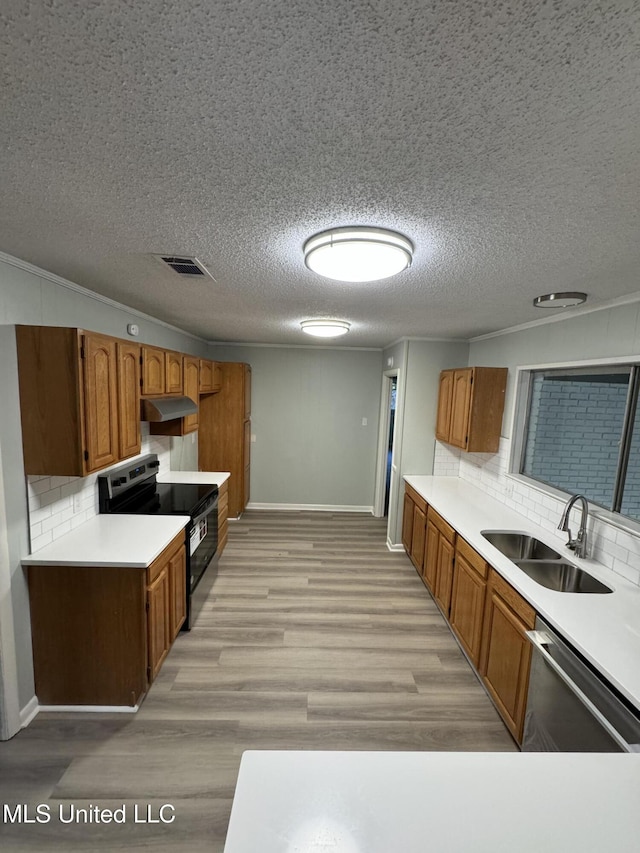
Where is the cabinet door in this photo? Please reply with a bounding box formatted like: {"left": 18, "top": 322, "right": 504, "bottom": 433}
{"left": 410, "top": 504, "right": 427, "bottom": 571}
{"left": 168, "top": 545, "right": 186, "bottom": 640}
{"left": 435, "top": 370, "right": 454, "bottom": 442}
{"left": 423, "top": 518, "right": 439, "bottom": 592}
{"left": 147, "top": 568, "right": 171, "bottom": 683}
{"left": 480, "top": 590, "right": 533, "bottom": 743}
{"left": 116, "top": 342, "right": 141, "bottom": 460}
{"left": 165, "top": 351, "right": 183, "bottom": 394}
{"left": 244, "top": 365, "right": 252, "bottom": 418}
{"left": 434, "top": 534, "right": 455, "bottom": 615}
{"left": 199, "top": 359, "right": 223, "bottom": 393}
{"left": 450, "top": 553, "right": 487, "bottom": 666}
{"left": 449, "top": 369, "right": 473, "bottom": 449}
{"left": 402, "top": 492, "right": 415, "bottom": 552}
{"left": 142, "top": 346, "right": 166, "bottom": 395}
{"left": 82, "top": 333, "right": 119, "bottom": 473}
{"left": 183, "top": 356, "right": 200, "bottom": 434}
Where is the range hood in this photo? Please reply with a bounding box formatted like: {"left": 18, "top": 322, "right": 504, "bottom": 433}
{"left": 141, "top": 396, "right": 198, "bottom": 422}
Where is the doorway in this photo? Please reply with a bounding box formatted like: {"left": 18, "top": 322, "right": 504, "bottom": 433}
{"left": 373, "top": 369, "right": 400, "bottom": 523}
{"left": 384, "top": 376, "right": 397, "bottom": 515}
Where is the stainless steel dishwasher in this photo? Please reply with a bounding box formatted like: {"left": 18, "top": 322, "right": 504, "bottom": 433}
{"left": 522, "top": 616, "right": 640, "bottom": 752}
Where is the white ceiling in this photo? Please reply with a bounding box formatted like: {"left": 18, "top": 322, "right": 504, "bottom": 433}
{"left": 1, "top": 1, "right": 639, "bottom": 348}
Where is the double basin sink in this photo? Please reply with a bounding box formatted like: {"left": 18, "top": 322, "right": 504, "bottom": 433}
{"left": 481, "top": 531, "right": 612, "bottom": 594}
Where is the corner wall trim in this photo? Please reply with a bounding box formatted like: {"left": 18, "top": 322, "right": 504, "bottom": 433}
{"left": 19, "top": 696, "right": 39, "bottom": 728}
{"left": 246, "top": 502, "right": 374, "bottom": 513}
{"left": 387, "top": 540, "right": 405, "bottom": 552}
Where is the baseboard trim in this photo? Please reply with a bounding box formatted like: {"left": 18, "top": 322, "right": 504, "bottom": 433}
{"left": 37, "top": 704, "right": 139, "bottom": 714}
{"left": 19, "top": 695, "right": 39, "bottom": 728}
{"left": 246, "top": 502, "right": 374, "bottom": 513}
{"left": 387, "top": 540, "right": 406, "bottom": 552}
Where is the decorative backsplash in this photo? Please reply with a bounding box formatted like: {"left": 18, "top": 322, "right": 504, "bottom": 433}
{"left": 433, "top": 439, "right": 640, "bottom": 588}
{"left": 26, "top": 425, "right": 171, "bottom": 552}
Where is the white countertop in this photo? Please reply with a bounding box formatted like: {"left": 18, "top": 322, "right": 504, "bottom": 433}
{"left": 224, "top": 750, "right": 640, "bottom": 852}
{"left": 157, "top": 469, "right": 230, "bottom": 486}
{"left": 405, "top": 476, "right": 640, "bottom": 710}
{"left": 21, "top": 514, "right": 188, "bottom": 567}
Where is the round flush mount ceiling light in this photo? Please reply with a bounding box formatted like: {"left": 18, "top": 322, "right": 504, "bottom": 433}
{"left": 533, "top": 291, "right": 587, "bottom": 308}
{"left": 303, "top": 226, "right": 413, "bottom": 282}
{"left": 300, "top": 319, "right": 351, "bottom": 338}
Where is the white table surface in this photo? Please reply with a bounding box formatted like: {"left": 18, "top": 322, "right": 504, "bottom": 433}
{"left": 405, "top": 476, "right": 640, "bottom": 711}
{"left": 157, "top": 469, "right": 230, "bottom": 486}
{"left": 21, "top": 514, "right": 188, "bottom": 567}
{"left": 223, "top": 750, "right": 640, "bottom": 853}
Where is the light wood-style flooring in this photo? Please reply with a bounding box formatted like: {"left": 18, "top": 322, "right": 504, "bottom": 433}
{"left": 0, "top": 511, "right": 515, "bottom": 851}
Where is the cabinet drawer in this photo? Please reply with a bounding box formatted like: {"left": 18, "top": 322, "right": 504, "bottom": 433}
{"left": 456, "top": 537, "right": 488, "bottom": 579}
{"left": 488, "top": 568, "right": 536, "bottom": 629}
{"left": 404, "top": 483, "right": 427, "bottom": 514}
{"left": 147, "top": 530, "right": 186, "bottom": 584}
{"left": 427, "top": 507, "right": 455, "bottom": 543}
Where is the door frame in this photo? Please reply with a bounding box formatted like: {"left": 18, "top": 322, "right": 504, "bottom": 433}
{"left": 374, "top": 360, "right": 408, "bottom": 552}
{"left": 373, "top": 370, "right": 398, "bottom": 517}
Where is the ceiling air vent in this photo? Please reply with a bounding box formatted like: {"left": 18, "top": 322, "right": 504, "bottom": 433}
{"left": 153, "top": 255, "right": 215, "bottom": 280}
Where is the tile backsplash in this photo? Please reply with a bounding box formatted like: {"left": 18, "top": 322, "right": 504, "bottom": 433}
{"left": 26, "top": 425, "right": 171, "bottom": 553}
{"left": 433, "top": 438, "right": 640, "bottom": 587}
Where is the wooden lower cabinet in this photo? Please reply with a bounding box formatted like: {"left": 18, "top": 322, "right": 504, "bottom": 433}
{"left": 424, "top": 507, "right": 456, "bottom": 614}
{"left": 479, "top": 569, "right": 536, "bottom": 743}
{"left": 402, "top": 481, "right": 538, "bottom": 746}
{"left": 402, "top": 484, "right": 428, "bottom": 572}
{"left": 217, "top": 479, "right": 229, "bottom": 554}
{"left": 28, "top": 532, "right": 186, "bottom": 707}
{"left": 449, "top": 538, "right": 488, "bottom": 667}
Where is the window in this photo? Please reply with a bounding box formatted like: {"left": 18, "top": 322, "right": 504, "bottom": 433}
{"left": 520, "top": 365, "right": 640, "bottom": 522}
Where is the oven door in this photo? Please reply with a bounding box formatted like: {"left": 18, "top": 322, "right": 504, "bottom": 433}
{"left": 189, "top": 498, "right": 219, "bottom": 595}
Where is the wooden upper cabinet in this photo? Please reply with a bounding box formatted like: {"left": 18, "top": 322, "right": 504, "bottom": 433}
{"left": 165, "top": 351, "right": 183, "bottom": 394}
{"left": 199, "top": 359, "right": 222, "bottom": 394}
{"left": 16, "top": 326, "right": 123, "bottom": 477}
{"left": 182, "top": 356, "right": 200, "bottom": 434}
{"left": 435, "top": 367, "right": 507, "bottom": 453}
{"left": 81, "top": 333, "right": 120, "bottom": 473}
{"left": 141, "top": 346, "right": 166, "bottom": 396}
{"left": 142, "top": 346, "right": 184, "bottom": 396}
{"left": 116, "top": 341, "right": 141, "bottom": 460}
{"left": 435, "top": 370, "right": 454, "bottom": 442}
{"left": 449, "top": 370, "right": 473, "bottom": 449}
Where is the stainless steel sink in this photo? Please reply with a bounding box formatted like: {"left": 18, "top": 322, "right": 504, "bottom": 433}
{"left": 481, "top": 530, "right": 562, "bottom": 561}
{"left": 513, "top": 560, "right": 613, "bottom": 594}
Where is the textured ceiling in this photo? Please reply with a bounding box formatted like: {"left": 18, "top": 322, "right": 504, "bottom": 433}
{"left": 1, "top": 0, "right": 639, "bottom": 347}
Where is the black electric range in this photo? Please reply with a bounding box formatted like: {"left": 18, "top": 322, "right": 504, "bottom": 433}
{"left": 98, "top": 454, "right": 219, "bottom": 630}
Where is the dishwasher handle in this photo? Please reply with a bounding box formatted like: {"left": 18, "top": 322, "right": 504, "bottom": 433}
{"left": 526, "top": 630, "right": 639, "bottom": 753}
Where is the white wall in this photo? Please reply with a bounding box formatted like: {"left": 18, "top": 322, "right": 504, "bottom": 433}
{"left": 210, "top": 344, "right": 383, "bottom": 509}
{"left": 433, "top": 302, "right": 640, "bottom": 587}
{"left": 386, "top": 338, "right": 469, "bottom": 544}
{"left": 0, "top": 253, "right": 213, "bottom": 730}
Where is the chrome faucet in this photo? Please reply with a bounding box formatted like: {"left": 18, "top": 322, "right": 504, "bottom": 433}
{"left": 558, "top": 494, "right": 589, "bottom": 558}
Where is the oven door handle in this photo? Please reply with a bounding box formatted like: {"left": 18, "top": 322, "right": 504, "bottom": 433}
{"left": 192, "top": 498, "right": 218, "bottom": 528}
{"left": 525, "top": 630, "right": 637, "bottom": 752}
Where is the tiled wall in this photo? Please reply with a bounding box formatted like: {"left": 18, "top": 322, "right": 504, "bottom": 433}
{"left": 26, "top": 425, "right": 171, "bottom": 553}
{"left": 433, "top": 439, "right": 640, "bottom": 587}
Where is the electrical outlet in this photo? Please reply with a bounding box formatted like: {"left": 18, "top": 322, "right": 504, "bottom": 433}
{"left": 73, "top": 492, "right": 83, "bottom": 512}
